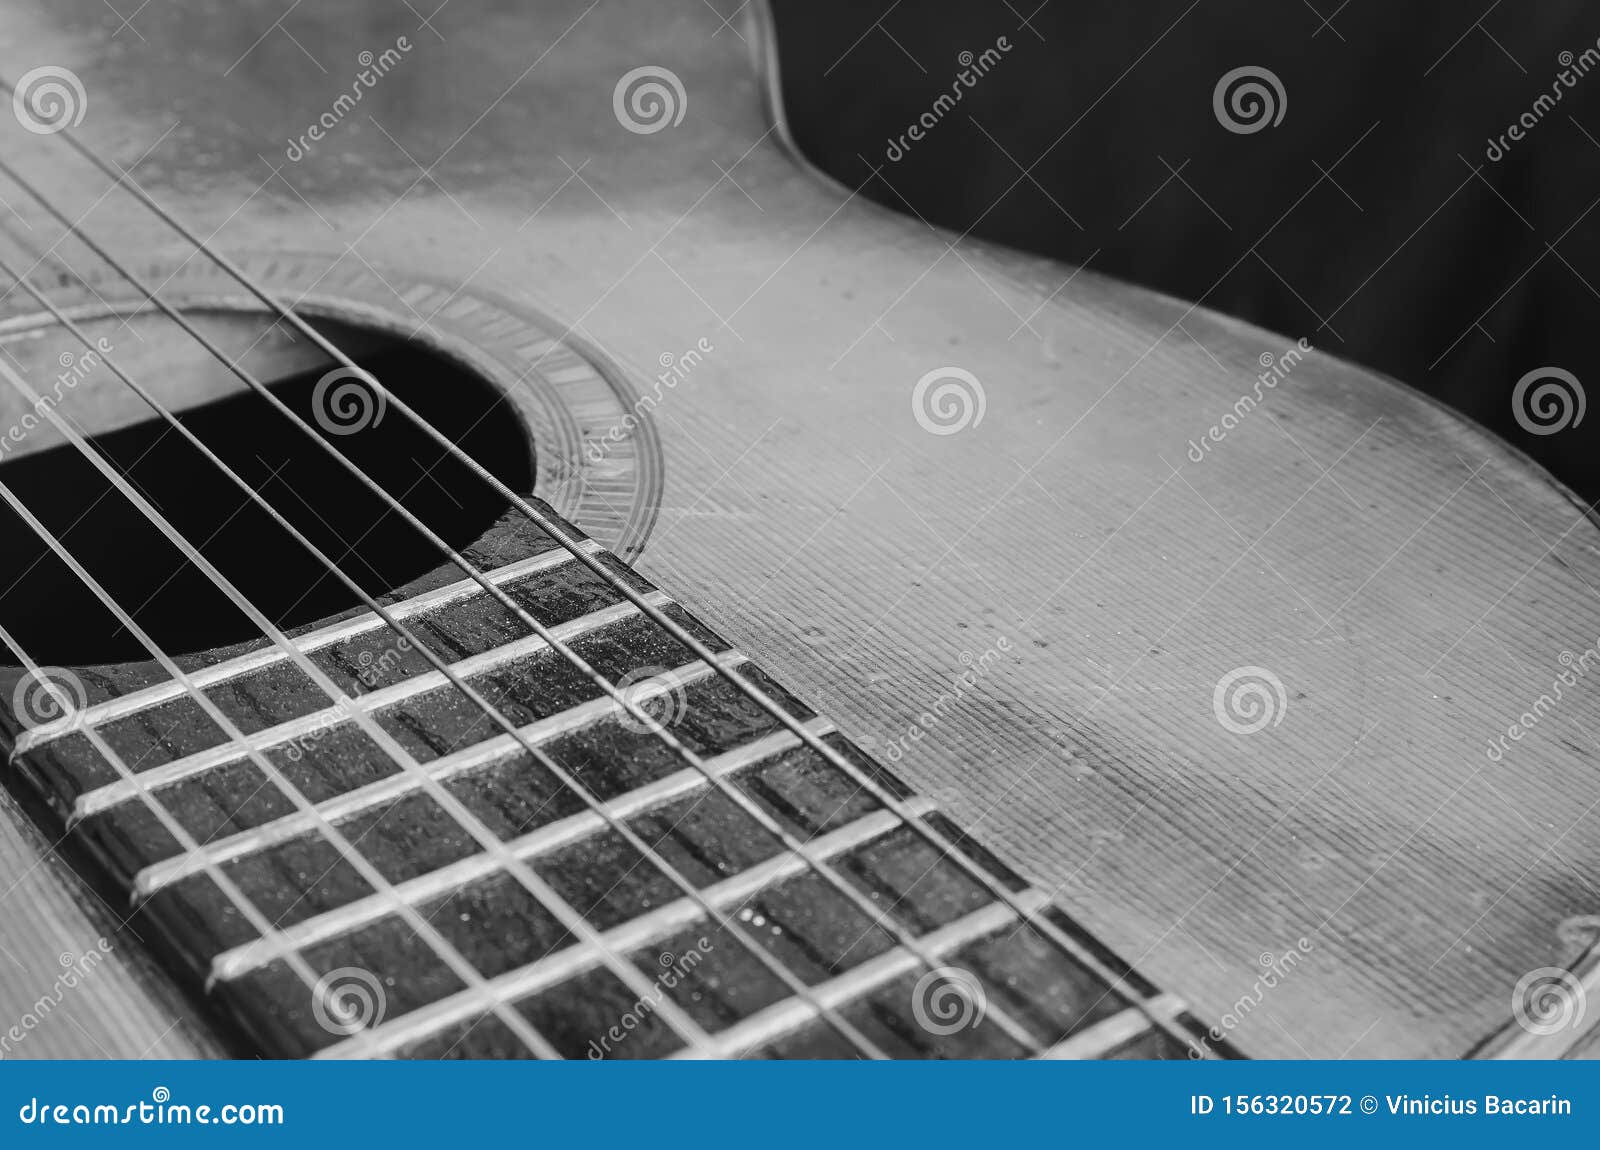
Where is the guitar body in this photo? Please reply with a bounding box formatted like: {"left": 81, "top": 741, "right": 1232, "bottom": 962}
{"left": 1, "top": 0, "right": 1596, "bottom": 1059}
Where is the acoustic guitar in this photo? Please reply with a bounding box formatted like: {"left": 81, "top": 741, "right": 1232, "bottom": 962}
{"left": 0, "top": 0, "right": 1595, "bottom": 1060}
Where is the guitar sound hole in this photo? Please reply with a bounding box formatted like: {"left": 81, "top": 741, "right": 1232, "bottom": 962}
{"left": 0, "top": 321, "right": 534, "bottom": 666}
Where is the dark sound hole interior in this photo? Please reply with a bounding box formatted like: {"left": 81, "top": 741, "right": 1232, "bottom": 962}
{"left": 0, "top": 321, "right": 534, "bottom": 666}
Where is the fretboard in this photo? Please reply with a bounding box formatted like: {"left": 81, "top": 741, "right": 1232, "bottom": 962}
{"left": 2, "top": 501, "right": 1229, "bottom": 1060}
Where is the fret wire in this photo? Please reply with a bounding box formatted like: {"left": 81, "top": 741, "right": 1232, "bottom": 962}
{"left": 1036, "top": 995, "right": 1186, "bottom": 1060}
{"left": 0, "top": 489, "right": 412, "bottom": 1055}
{"left": 133, "top": 660, "right": 778, "bottom": 899}
{"left": 0, "top": 157, "right": 899, "bottom": 1055}
{"left": 0, "top": 120, "right": 1196, "bottom": 1055}
{"left": 0, "top": 165, "right": 1043, "bottom": 1057}
{"left": 0, "top": 257, "right": 873, "bottom": 1061}
{"left": 0, "top": 609, "right": 360, "bottom": 1052}
{"left": 12, "top": 541, "right": 598, "bottom": 748}
{"left": 0, "top": 363, "right": 578, "bottom": 1060}
{"left": 318, "top": 800, "right": 934, "bottom": 1059}
{"left": 214, "top": 716, "right": 840, "bottom": 987}
{"left": 120, "top": 230, "right": 1139, "bottom": 1034}
{"left": 0, "top": 359, "right": 604, "bottom": 1062}
{"left": 701, "top": 899, "right": 1022, "bottom": 1060}
{"left": 68, "top": 596, "right": 675, "bottom": 823}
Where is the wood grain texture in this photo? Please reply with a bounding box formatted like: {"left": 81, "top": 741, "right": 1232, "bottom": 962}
{"left": 3, "top": 502, "right": 1209, "bottom": 1060}
{"left": 0, "top": 787, "right": 211, "bottom": 1058}
{"left": 0, "top": 0, "right": 1593, "bottom": 1058}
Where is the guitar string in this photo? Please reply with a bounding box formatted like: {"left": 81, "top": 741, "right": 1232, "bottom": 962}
{"left": 14, "top": 132, "right": 1181, "bottom": 1053}
{"left": 0, "top": 611, "right": 371, "bottom": 1055}
{"left": 0, "top": 373, "right": 560, "bottom": 1061}
{"left": 0, "top": 160, "right": 1051, "bottom": 1055}
{"left": 0, "top": 306, "right": 736, "bottom": 1061}
{"left": 0, "top": 343, "right": 731, "bottom": 1061}
{"left": 3, "top": 108, "right": 1198, "bottom": 1053}
{"left": 0, "top": 252, "right": 893, "bottom": 1061}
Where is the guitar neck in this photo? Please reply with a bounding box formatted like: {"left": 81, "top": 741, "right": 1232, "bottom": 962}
{"left": 6, "top": 498, "right": 1224, "bottom": 1059}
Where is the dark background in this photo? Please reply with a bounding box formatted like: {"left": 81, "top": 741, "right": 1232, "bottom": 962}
{"left": 772, "top": 1, "right": 1600, "bottom": 504}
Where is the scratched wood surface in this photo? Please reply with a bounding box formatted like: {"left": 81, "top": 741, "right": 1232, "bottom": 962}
{"left": 1, "top": 497, "right": 1216, "bottom": 1059}
{"left": 0, "top": 0, "right": 1595, "bottom": 1058}
{"left": 0, "top": 785, "right": 213, "bottom": 1058}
